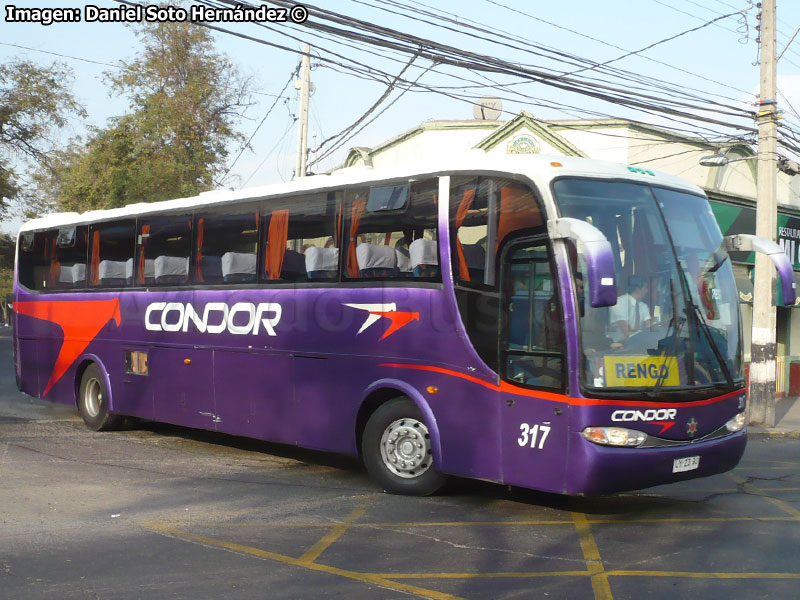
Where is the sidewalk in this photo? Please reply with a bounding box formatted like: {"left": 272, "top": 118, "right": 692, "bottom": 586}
{"left": 748, "top": 396, "right": 800, "bottom": 438}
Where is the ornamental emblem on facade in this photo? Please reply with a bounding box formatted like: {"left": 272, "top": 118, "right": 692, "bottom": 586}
{"left": 686, "top": 417, "right": 699, "bottom": 438}
{"left": 506, "top": 135, "right": 540, "bottom": 155}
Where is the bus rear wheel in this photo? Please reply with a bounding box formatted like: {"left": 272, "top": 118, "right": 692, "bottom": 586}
{"left": 78, "top": 364, "right": 123, "bottom": 432}
{"left": 362, "top": 397, "right": 447, "bottom": 496}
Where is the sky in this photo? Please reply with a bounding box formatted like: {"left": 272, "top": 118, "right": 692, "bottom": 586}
{"left": 3, "top": 0, "right": 800, "bottom": 233}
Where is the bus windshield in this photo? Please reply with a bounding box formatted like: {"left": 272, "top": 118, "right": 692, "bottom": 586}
{"left": 554, "top": 178, "right": 743, "bottom": 398}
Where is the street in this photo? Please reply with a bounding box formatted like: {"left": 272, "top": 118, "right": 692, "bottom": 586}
{"left": 1, "top": 329, "right": 798, "bottom": 600}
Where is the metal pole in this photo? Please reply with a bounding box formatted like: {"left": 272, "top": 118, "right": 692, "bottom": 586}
{"left": 294, "top": 44, "right": 311, "bottom": 179}
{"left": 750, "top": 0, "right": 778, "bottom": 426}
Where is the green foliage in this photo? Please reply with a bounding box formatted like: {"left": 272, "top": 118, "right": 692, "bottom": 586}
{"left": 44, "top": 19, "right": 253, "bottom": 212}
{"left": 0, "top": 233, "right": 14, "bottom": 303}
{"left": 0, "top": 59, "right": 84, "bottom": 218}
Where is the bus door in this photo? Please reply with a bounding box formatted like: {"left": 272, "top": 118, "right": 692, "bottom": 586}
{"left": 150, "top": 346, "right": 216, "bottom": 430}
{"left": 498, "top": 238, "right": 569, "bottom": 492}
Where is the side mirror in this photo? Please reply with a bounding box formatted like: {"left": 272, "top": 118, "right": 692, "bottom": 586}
{"left": 724, "top": 234, "right": 795, "bottom": 306}
{"left": 548, "top": 218, "right": 617, "bottom": 307}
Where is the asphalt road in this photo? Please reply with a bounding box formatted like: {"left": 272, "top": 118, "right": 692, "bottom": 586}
{"left": 1, "top": 328, "right": 799, "bottom": 600}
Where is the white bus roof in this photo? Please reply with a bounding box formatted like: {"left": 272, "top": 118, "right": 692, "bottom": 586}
{"left": 18, "top": 152, "right": 704, "bottom": 233}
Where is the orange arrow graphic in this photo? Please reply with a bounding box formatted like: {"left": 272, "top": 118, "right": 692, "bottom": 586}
{"left": 369, "top": 311, "right": 420, "bottom": 340}
{"left": 14, "top": 299, "right": 121, "bottom": 396}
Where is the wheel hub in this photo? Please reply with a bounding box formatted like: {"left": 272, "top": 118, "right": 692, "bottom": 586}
{"left": 379, "top": 418, "right": 433, "bottom": 479}
{"left": 84, "top": 378, "right": 102, "bottom": 418}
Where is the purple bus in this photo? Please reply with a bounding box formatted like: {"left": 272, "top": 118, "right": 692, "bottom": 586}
{"left": 12, "top": 156, "right": 794, "bottom": 496}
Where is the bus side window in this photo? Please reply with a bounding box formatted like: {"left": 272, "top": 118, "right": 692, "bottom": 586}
{"left": 17, "top": 231, "right": 38, "bottom": 290}
{"left": 194, "top": 204, "right": 259, "bottom": 285}
{"left": 53, "top": 225, "right": 88, "bottom": 289}
{"left": 89, "top": 220, "right": 136, "bottom": 288}
{"left": 343, "top": 179, "right": 439, "bottom": 281}
{"left": 18, "top": 230, "right": 51, "bottom": 291}
{"left": 450, "top": 177, "right": 545, "bottom": 289}
{"left": 261, "top": 191, "right": 340, "bottom": 283}
{"left": 136, "top": 215, "right": 192, "bottom": 286}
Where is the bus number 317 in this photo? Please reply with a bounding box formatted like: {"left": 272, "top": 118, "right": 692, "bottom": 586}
{"left": 518, "top": 423, "right": 551, "bottom": 449}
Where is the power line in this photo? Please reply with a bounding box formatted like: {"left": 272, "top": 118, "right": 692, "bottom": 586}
{"left": 311, "top": 59, "right": 436, "bottom": 168}
{"left": 194, "top": 0, "right": 763, "bottom": 140}
{"left": 564, "top": 11, "right": 745, "bottom": 76}
{"left": 0, "top": 40, "right": 293, "bottom": 101}
{"left": 222, "top": 65, "right": 299, "bottom": 182}
{"left": 311, "top": 50, "right": 420, "bottom": 157}
{"left": 113, "top": 0, "right": 796, "bottom": 165}
{"left": 357, "top": 0, "right": 755, "bottom": 109}
{"left": 242, "top": 121, "right": 295, "bottom": 187}
{"left": 476, "top": 0, "right": 755, "bottom": 98}
{"left": 262, "top": 0, "right": 757, "bottom": 125}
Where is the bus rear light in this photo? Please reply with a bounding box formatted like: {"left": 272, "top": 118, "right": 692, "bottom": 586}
{"left": 725, "top": 412, "right": 746, "bottom": 433}
{"left": 581, "top": 426, "right": 647, "bottom": 447}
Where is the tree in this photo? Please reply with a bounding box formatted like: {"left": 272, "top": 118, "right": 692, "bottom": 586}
{"left": 0, "top": 59, "right": 84, "bottom": 218}
{"left": 42, "top": 19, "right": 253, "bottom": 212}
{"left": 0, "top": 233, "right": 14, "bottom": 324}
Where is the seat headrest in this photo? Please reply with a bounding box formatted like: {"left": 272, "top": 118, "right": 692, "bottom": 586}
{"left": 58, "top": 263, "right": 85, "bottom": 284}
{"left": 356, "top": 243, "right": 397, "bottom": 270}
{"left": 125, "top": 258, "right": 155, "bottom": 280}
{"left": 221, "top": 252, "right": 257, "bottom": 277}
{"left": 154, "top": 256, "right": 189, "bottom": 279}
{"left": 409, "top": 239, "right": 438, "bottom": 269}
{"left": 98, "top": 260, "right": 127, "bottom": 280}
{"left": 305, "top": 246, "right": 339, "bottom": 272}
{"left": 71, "top": 263, "right": 86, "bottom": 284}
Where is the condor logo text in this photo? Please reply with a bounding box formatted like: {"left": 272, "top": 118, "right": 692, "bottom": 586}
{"left": 145, "top": 302, "right": 282, "bottom": 336}
{"left": 611, "top": 409, "right": 677, "bottom": 423}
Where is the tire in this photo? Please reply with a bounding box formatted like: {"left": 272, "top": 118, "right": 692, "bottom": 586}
{"left": 78, "top": 364, "right": 123, "bottom": 432}
{"left": 362, "top": 397, "right": 448, "bottom": 496}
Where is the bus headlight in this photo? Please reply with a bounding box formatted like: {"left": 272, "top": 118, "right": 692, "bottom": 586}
{"left": 725, "top": 412, "right": 746, "bottom": 433}
{"left": 581, "top": 426, "right": 648, "bottom": 447}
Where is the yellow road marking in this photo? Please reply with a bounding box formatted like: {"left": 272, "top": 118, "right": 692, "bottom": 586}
{"left": 727, "top": 473, "right": 800, "bottom": 518}
{"left": 299, "top": 507, "right": 367, "bottom": 564}
{"left": 607, "top": 570, "right": 800, "bottom": 579}
{"left": 169, "top": 515, "right": 798, "bottom": 530}
{"left": 141, "top": 519, "right": 800, "bottom": 591}
{"left": 142, "top": 521, "right": 465, "bottom": 600}
{"left": 572, "top": 512, "right": 613, "bottom": 600}
{"left": 214, "top": 519, "right": 575, "bottom": 528}
{"left": 368, "top": 570, "right": 800, "bottom": 580}
{"left": 731, "top": 466, "right": 800, "bottom": 470}
{"left": 740, "top": 460, "right": 800, "bottom": 466}
{"left": 372, "top": 571, "right": 592, "bottom": 579}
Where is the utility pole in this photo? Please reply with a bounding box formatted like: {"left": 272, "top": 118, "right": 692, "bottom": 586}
{"left": 750, "top": 0, "right": 778, "bottom": 426}
{"left": 294, "top": 44, "right": 312, "bottom": 179}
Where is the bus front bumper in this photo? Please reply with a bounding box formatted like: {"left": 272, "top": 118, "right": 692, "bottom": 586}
{"left": 564, "top": 429, "right": 747, "bottom": 495}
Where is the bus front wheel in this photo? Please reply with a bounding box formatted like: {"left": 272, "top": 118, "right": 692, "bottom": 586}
{"left": 78, "top": 364, "right": 122, "bottom": 432}
{"left": 362, "top": 397, "right": 447, "bottom": 496}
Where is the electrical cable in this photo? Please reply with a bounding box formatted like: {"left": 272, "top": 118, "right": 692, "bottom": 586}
{"left": 221, "top": 65, "right": 299, "bottom": 181}
{"left": 113, "top": 0, "right": 800, "bottom": 168}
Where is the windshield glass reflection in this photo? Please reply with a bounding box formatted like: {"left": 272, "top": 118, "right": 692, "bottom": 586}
{"left": 554, "top": 178, "right": 742, "bottom": 397}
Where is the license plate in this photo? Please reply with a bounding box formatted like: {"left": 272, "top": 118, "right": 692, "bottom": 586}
{"left": 673, "top": 455, "right": 700, "bottom": 473}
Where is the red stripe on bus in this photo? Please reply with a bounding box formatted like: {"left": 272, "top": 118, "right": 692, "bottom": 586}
{"left": 379, "top": 363, "right": 742, "bottom": 408}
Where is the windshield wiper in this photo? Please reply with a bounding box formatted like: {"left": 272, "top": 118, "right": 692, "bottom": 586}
{"left": 685, "top": 293, "right": 735, "bottom": 388}
{"left": 649, "top": 279, "right": 685, "bottom": 398}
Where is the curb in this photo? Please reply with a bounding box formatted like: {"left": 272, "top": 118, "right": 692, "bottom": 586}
{"left": 747, "top": 428, "right": 800, "bottom": 439}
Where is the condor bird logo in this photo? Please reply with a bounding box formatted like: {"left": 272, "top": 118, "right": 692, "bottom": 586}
{"left": 14, "top": 299, "right": 121, "bottom": 397}
{"left": 344, "top": 303, "right": 419, "bottom": 340}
